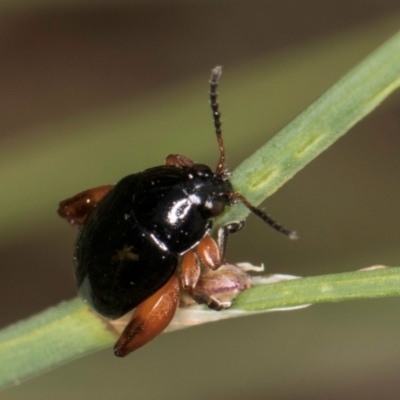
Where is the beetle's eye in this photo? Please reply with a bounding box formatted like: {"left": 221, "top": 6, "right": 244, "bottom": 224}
{"left": 205, "top": 198, "right": 225, "bottom": 217}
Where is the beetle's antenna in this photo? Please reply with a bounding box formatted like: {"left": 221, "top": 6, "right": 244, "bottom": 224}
{"left": 229, "top": 192, "right": 298, "bottom": 240}
{"left": 211, "top": 66, "right": 297, "bottom": 240}
{"left": 210, "top": 66, "right": 226, "bottom": 175}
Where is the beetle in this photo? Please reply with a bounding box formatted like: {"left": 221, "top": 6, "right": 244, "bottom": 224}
{"left": 58, "top": 66, "right": 296, "bottom": 357}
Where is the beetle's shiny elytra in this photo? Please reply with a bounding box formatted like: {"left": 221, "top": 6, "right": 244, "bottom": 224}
{"left": 74, "top": 164, "right": 233, "bottom": 320}
{"left": 58, "top": 66, "right": 296, "bottom": 357}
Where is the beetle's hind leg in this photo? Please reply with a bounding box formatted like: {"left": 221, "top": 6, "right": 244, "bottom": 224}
{"left": 114, "top": 273, "right": 180, "bottom": 357}
{"left": 58, "top": 185, "right": 113, "bottom": 227}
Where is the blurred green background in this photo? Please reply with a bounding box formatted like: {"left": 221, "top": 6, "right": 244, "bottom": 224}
{"left": 2, "top": 1, "right": 400, "bottom": 399}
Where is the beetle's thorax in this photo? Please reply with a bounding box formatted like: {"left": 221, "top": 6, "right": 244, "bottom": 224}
{"left": 127, "top": 164, "right": 232, "bottom": 255}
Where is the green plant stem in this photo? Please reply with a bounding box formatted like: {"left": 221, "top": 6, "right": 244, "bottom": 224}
{"left": 1, "top": 268, "right": 399, "bottom": 389}
{"left": 232, "top": 268, "right": 400, "bottom": 311}
{"left": 0, "top": 299, "right": 115, "bottom": 389}
{"left": 216, "top": 30, "right": 400, "bottom": 227}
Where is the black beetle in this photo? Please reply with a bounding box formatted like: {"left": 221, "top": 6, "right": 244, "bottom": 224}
{"left": 58, "top": 66, "right": 296, "bottom": 357}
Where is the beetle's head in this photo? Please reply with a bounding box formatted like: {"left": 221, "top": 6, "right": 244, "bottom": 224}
{"left": 187, "top": 163, "right": 233, "bottom": 220}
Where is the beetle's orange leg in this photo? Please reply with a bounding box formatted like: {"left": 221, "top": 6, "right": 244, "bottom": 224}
{"left": 181, "top": 250, "right": 201, "bottom": 290}
{"left": 181, "top": 248, "right": 229, "bottom": 310}
{"left": 165, "top": 154, "right": 195, "bottom": 167}
{"left": 57, "top": 185, "right": 113, "bottom": 227}
{"left": 182, "top": 221, "right": 246, "bottom": 309}
{"left": 114, "top": 272, "right": 180, "bottom": 357}
{"left": 196, "top": 221, "right": 245, "bottom": 271}
{"left": 196, "top": 235, "right": 221, "bottom": 270}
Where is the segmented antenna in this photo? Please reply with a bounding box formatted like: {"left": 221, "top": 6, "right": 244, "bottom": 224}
{"left": 229, "top": 192, "right": 298, "bottom": 240}
{"left": 210, "top": 66, "right": 297, "bottom": 240}
{"left": 210, "top": 66, "right": 225, "bottom": 175}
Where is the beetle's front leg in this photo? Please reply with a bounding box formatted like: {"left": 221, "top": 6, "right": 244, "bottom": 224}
{"left": 181, "top": 248, "right": 231, "bottom": 310}
{"left": 215, "top": 221, "right": 245, "bottom": 262}
{"left": 196, "top": 221, "right": 245, "bottom": 271}
{"left": 182, "top": 221, "right": 246, "bottom": 309}
{"left": 114, "top": 273, "right": 180, "bottom": 357}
